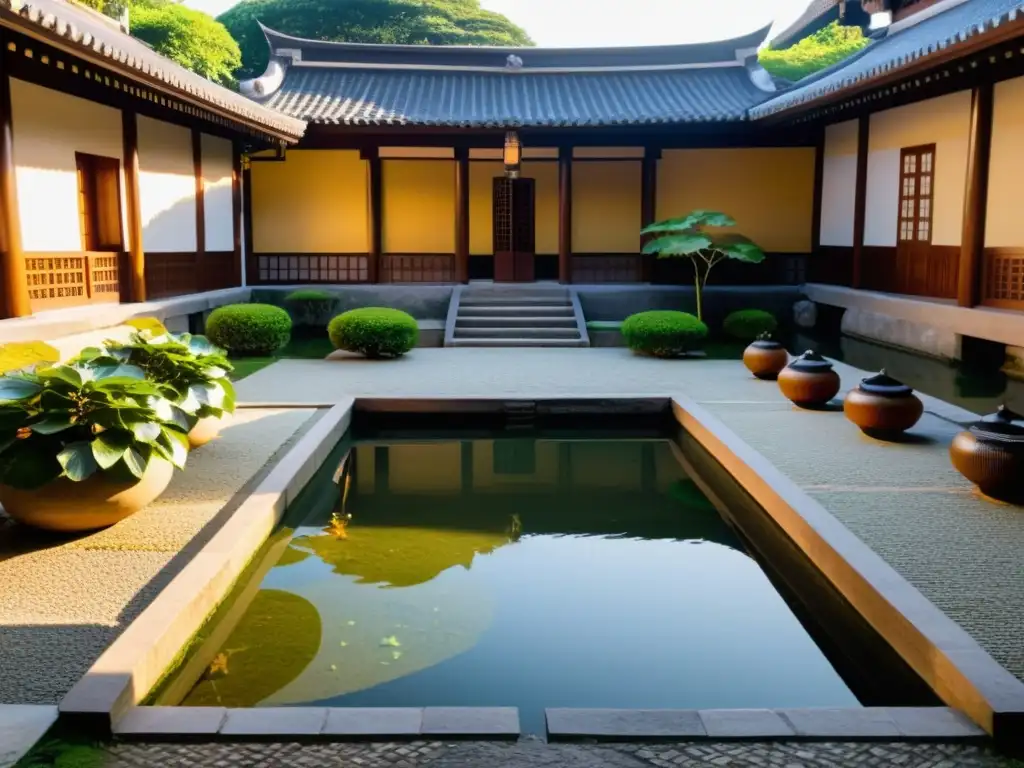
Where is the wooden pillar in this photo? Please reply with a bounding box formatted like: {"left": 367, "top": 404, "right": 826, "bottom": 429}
{"left": 231, "top": 143, "right": 243, "bottom": 286}
{"left": 958, "top": 83, "right": 994, "bottom": 308}
{"left": 122, "top": 110, "right": 146, "bottom": 303}
{"left": 640, "top": 147, "right": 659, "bottom": 283}
{"left": 811, "top": 128, "right": 825, "bottom": 256}
{"left": 851, "top": 115, "right": 869, "bottom": 289}
{"left": 364, "top": 148, "right": 382, "bottom": 284}
{"left": 242, "top": 156, "right": 255, "bottom": 286}
{"left": 558, "top": 146, "right": 572, "bottom": 284}
{"left": 454, "top": 147, "right": 469, "bottom": 283}
{"left": 192, "top": 129, "right": 205, "bottom": 262}
{"left": 0, "top": 66, "right": 29, "bottom": 318}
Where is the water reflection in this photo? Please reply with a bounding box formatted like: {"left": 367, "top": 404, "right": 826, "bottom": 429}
{"left": 179, "top": 438, "right": 859, "bottom": 732}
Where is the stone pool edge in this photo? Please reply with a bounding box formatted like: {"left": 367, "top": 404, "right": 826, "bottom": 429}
{"left": 670, "top": 395, "right": 1024, "bottom": 749}
{"left": 57, "top": 399, "right": 356, "bottom": 733}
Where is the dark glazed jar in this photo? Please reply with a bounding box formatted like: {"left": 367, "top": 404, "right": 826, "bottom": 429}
{"left": 949, "top": 406, "right": 1024, "bottom": 502}
{"left": 843, "top": 369, "right": 924, "bottom": 438}
{"left": 743, "top": 338, "right": 789, "bottom": 380}
{"left": 777, "top": 350, "right": 840, "bottom": 408}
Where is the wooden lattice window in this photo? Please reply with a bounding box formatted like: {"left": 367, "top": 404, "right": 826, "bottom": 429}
{"left": 898, "top": 145, "right": 935, "bottom": 245}
{"left": 75, "top": 153, "right": 123, "bottom": 252}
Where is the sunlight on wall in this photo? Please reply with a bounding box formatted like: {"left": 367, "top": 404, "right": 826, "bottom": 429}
{"left": 138, "top": 115, "right": 197, "bottom": 253}
{"left": 469, "top": 161, "right": 504, "bottom": 255}
{"left": 10, "top": 79, "right": 125, "bottom": 252}
{"left": 202, "top": 134, "right": 234, "bottom": 252}
{"left": 986, "top": 76, "right": 1024, "bottom": 248}
{"left": 525, "top": 161, "right": 559, "bottom": 255}
{"left": 383, "top": 160, "right": 455, "bottom": 253}
{"left": 572, "top": 161, "right": 642, "bottom": 253}
{"left": 820, "top": 120, "right": 857, "bottom": 247}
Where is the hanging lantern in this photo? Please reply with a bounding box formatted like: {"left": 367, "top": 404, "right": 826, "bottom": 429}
{"left": 503, "top": 131, "right": 521, "bottom": 178}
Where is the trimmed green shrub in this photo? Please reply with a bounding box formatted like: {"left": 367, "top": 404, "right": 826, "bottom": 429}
{"left": 328, "top": 308, "right": 418, "bottom": 359}
{"left": 621, "top": 311, "right": 708, "bottom": 358}
{"left": 723, "top": 309, "right": 778, "bottom": 341}
{"left": 285, "top": 289, "right": 334, "bottom": 327}
{"left": 206, "top": 304, "right": 292, "bottom": 356}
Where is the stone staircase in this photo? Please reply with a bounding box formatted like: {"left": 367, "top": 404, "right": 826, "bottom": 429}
{"left": 445, "top": 284, "right": 589, "bottom": 347}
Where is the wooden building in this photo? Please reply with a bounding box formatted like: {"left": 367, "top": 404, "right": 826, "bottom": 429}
{"left": 0, "top": 0, "right": 304, "bottom": 319}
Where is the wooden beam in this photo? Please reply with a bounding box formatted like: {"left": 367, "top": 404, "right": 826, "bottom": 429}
{"left": 192, "top": 129, "right": 205, "bottom": 258}
{"left": 231, "top": 143, "right": 243, "bottom": 286}
{"left": 558, "top": 146, "right": 572, "bottom": 284}
{"left": 454, "top": 147, "right": 469, "bottom": 284}
{"left": 121, "top": 109, "right": 146, "bottom": 303}
{"left": 242, "top": 157, "right": 255, "bottom": 286}
{"left": 851, "top": 115, "right": 869, "bottom": 289}
{"left": 811, "top": 127, "right": 825, "bottom": 258}
{"left": 0, "top": 65, "right": 29, "bottom": 318}
{"left": 958, "top": 82, "right": 994, "bottom": 308}
{"left": 366, "top": 149, "right": 382, "bottom": 284}
{"left": 640, "top": 147, "right": 659, "bottom": 283}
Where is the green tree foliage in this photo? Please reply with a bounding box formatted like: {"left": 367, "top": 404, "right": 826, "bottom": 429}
{"left": 73, "top": 0, "right": 241, "bottom": 87}
{"left": 219, "top": 0, "right": 534, "bottom": 79}
{"left": 759, "top": 21, "right": 869, "bottom": 82}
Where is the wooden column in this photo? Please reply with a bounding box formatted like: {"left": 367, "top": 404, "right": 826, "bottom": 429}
{"left": 640, "top": 147, "right": 659, "bottom": 283}
{"left": 558, "top": 146, "right": 572, "bottom": 284}
{"left": 242, "top": 157, "right": 255, "bottom": 285}
{"left": 364, "top": 148, "right": 382, "bottom": 284}
{"left": 454, "top": 147, "right": 469, "bottom": 283}
{"left": 121, "top": 110, "right": 146, "bottom": 302}
{"left": 851, "top": 115, "right": 870, "bottom": 289}
{"left": 0, "top": 67, "right": 29, "bottom": 318}
{"left": 811, "top": 128, "right": 825, "bottom": 257}
{"left": 231, "top": 143, "right": 243, "bottom": 286}
{"left": 192, "top": 130, "right": 205, "bottom": 257}
{"left": 958, "top": 83, "right": 994, "bottom": 308}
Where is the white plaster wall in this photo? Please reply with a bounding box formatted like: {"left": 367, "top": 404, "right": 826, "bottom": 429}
{"left": 863, "top": 149, "right": 900, "bottom": 247}
{"left": 9, "top": 78, "right": 126, "bottom": 252}
{"left": 820, "top": 120, "right": 858, "bottom": 247}
{"left": 986, "top": 75, "right": 1024, "bottom": 247}
{"left": 202, "top": 134, "right": 234, "bottom": 252}
{"left": 138, "top": 115, "right": 197, "bottom": 252}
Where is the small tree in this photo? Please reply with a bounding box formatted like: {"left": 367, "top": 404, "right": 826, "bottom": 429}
{"left": 641, "top": 211, "right": 765, "bottom": 322}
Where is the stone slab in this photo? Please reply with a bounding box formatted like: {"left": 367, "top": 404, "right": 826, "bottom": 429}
{"left": 0, "top": 704, "right": 57, "bottom": 768}
{"left": 698, "top": 709, "right": 794, "bottom": 739}
{"left": 546, "top": 709, "right": 706, "bottom": 740}
{"left": 115, "top": 706, "right": 226, "bottom": 737}
{"left": 780, "top": 708, "right": 901, "bottom": 739}
{"left": 421, "top": 707, "right": 519, "bottom": 738}
{"left": 322, "top": 707, "right": 423, "bottom": 737}
{"left": 221, "top": 707, "right": 328, "bottom": 737}
{"left": 886, "top": 707, "right": 988, "bottom": 739}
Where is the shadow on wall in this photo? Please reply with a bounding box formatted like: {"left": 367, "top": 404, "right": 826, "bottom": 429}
{"left": 141, "top": 183, "right": 200, "bottom": 254}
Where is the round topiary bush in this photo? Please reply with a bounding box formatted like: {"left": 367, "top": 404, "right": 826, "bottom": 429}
{"left": 722, "top": 309, "right": 779, "bottom": 341}
{"left": 621, "top": 311, "right": 708, "bottom": 358}
{"left": 328, "top": 307, "right": 419, "bottom": 359}
{"left": 206, "top": 304, "right": 292, "bottom": 356}
{"left": 285, "top": 289, "right": 334, "bottom": 328}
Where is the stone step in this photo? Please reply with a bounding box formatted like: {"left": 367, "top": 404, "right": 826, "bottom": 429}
{"left": 448, "top": 337, "right": 589, "bottom": 348}
{"left": 454, "top": 327, "right": 582, "bottom": 339}
{"left": 459, "top": 297, "right": 573, "bottom": 307}
{"left": 456, "top": 316, "right": 578, "bottom": 328}
{"left": 457, "top": 304, "right": 575, "bottom": 316}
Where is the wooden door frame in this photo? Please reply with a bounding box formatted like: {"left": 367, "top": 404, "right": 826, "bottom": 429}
{"left": 896, "top": 143, "right": 936, "bottom": 295}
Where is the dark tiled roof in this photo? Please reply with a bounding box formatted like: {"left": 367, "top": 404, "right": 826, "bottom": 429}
{"left": 0, "top": 0, "right": 305, "bottom": 141}
{"left": 752, "top": 0, "right": 1024, "bottom": 117}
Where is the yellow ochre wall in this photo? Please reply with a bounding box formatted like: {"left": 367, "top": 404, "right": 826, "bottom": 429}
{"left": 657, "top": 148, "right": 815, "bottom": 252}
{"left": 469, "top": 161, "right": 504, "bottom": 255}
{"left": 572, "top": 161, "right": 642, "bottom": 253}
{"left": 252, "top": 150, "right": 368, "bottom": 253}
{"left": 383, "top": 160, "right": 455, "bottom": 253}
{"left": 526, "top": 161, "right": 559, "bottom": 255}
{"left": 986, "top": 75, "right": 1024, "bottom": 247}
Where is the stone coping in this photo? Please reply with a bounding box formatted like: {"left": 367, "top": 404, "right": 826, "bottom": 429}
{"left": 58, "top": 399, "right": 355, "bottom": 732}
{"left": 0, "top": 705, "right": 58, "bottom": 768}
{"left": 670, "top": 395, "right": 1024, "bottom": 748}
{"left": 545, "top": 707, "right": 985, "bottom": 742}
{"left": 114, "top": 706, "right": 519, "bottom": 741}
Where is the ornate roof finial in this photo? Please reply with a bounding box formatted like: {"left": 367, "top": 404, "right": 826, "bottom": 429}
{"left": 505, "top": 53, "right": 524, "bottom": 69}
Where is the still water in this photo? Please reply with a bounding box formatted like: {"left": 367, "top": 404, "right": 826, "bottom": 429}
{"left": 179, "top": 437, "right": 858, "bottom": 734}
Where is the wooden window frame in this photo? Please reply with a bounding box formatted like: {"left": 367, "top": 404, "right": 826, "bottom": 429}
{"left": 897, "top": 143, "right": 936, "bottom": 246}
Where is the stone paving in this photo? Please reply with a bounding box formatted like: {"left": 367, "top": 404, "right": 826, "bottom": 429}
{"left": 96, "top": 739, "right": 1019, "bottom": 767}
{"left": 235, "top": 348, "right": 1024, "bottom": 685}
{"left": 0, "top": 407, "right": 318, "bottom": 705}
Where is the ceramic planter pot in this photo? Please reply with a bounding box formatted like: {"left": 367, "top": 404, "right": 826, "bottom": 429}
{"left": 777, "top": 350, "right": 840, "bottom": 408}
{"left": 843, "top": 369, "right": 923, "bottom": 438}
{"left": 188, "top": 413, "right": 232, "bottom": 449}
{"left": 0, "top": 457, "right": 175, "bottom": 532}
{"left": 949, "top": 406, "right": 1024, "bottom": 502}
{"left": 743, "top": 339, "right": 788, "bottom": 380}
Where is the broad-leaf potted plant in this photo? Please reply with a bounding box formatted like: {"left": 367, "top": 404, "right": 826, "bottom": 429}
{"left": 76, "top": 331, "right": 236, "bottom": 448}
{"left": 0, "top": 362, "right": 190, "bottom": 532}
{"left": 641, "top": 210, "right": 766, "bottom": 322}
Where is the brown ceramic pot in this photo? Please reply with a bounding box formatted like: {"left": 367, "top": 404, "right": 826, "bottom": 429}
{"left": 188, "top": 412, "right": 232, "bottom": 449}
{"left": 843, "top": 369, "right": 923, "bottom": 438}
{"left": 0, "top": 458, "right": 175, "bottom": 532}
{"left": 777, "top": 350, "right": 841, "bottom": 408}
{"left": 743, "top": 339, "right": 789, "bottom": 380}
{"left": 949, "top": 406, "right": 1024, "bottom": 502}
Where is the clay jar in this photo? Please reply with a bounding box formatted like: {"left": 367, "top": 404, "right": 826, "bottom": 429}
{"left": 777, "top": 350, "right": 840, "bottom": 408}
{"left": 843, "top": 369, "right": 924, "bottom": 438}
{"left": 949, "top": 406, "right": 1024, "bottom": 502}
{"left": 743, "top": 339, "right": 788, "bottom": 380}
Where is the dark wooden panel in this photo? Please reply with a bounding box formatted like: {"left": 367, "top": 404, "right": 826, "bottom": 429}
{"left": 253, "top": 253, "right": 370, "bottom": 284}
{"left": 982, "top": 246, "right": 1024, "bottom": 309}
{"left": 571, "top": 254, "right": 642, "bottom": 283}
{"left": 808, "top": 246, "right": 854, "bottom": 287}
{"left": 381, "top": 254, "right": 454, "bottom": 283}
{"left": 860, "top": 244, "right": 958, "bottom": 299}
{"left": 146, "top": 251, "right": 239, "bottom": 299}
